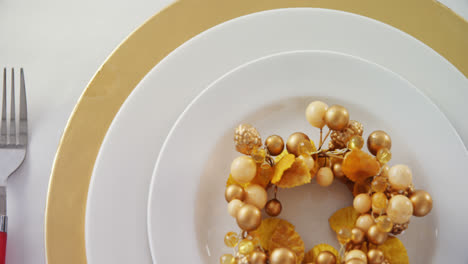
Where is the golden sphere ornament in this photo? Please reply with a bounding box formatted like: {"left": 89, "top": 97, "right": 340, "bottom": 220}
{"left": 346, "top": 260, "right": 366, "bottom": 264}
{"left": 371, "top": 192, "right": 388, "bottom": 214}
{"left": 250, "top": 251, "right": 268, "bottom": 264}
{"left": 376, "top": 148, "right": 392, "bottom": 164}
{"left": 345, "top": 249, "right": 367, "bottom": 263}
{"left": 351, "top": 228, "right": 365, "bottom": 244}
{"left": 410, "top": 190, "right": 433, "bottom": 217}
{"left": 375, "top": 215, "right": 393, "bottom": 233}
{"left": 348, "top": 135, "right": 364, "bottom": 150}
{"left": 286, "top": 132, "right": 310, "bottom": 156}
{"left": 386, "top": 195, "right": 413, "bottom": 224}
{"left": 227, "top": 199, "right": 244, "bottom": 217}
{"left": 297, "top": 139, "right": 315, "bottom": 155}
{"left": 332, "top": 162, "right": 345, "bottom": 178}
{"left": 305, "top": 101, "right": 329, "bottom": 128}
{"left": 353, "top": 193, "right": 372, "bottom": 214}
{"left": 355, "top": 214, "right": 375, "bottom": 232}
{"left": 367, "top": 249, "right": 385, "bottom": 264}
{"left": 230, "top": 156, "right": 257, "bottom": 184}
{"left": 244, "top": 184, "right": 268, "bottom": 209}
{"left": 224, "top": 231, "right": 239, "bottom": 248}
{"left": 316, "top": 251, "right": 337, "bottom": 264}
{"left": 371, "top": 176, "right": 388, "bottom": 193}
{"left": 265, "top": 199, "right": 282, "bottom": 216}
{"left": 238, "top": 239, "right": 255, "bottom": 255}
{"left": 337, "top": 227, "right": 352, "bottom": 244}
{"left": 324, "top": 105, "right": 350, "bottom": 131}
{"left": 367, "top": 130, "right": 391, "bottom": 156}
{"left": 317, "top": 167, "right": 334, "bottom": 187}
{"left": 269, "top": 248, "right": 296, "bottom": 264}
{"left": 236, "top": 204, "right": 262, "bottom": 231}
{"left": 251, "top": 147, "right": 267, "bottom": 163}
{"left": 265, "top": 135, "right": 284, "bottom": 156}
{"left": 220, "top": 253, "right": 236, "bottom": 264}
{"left": 298, "top": 154, "right": 315, "bottom": 171}
{"left": 388, "top": 164, "right": 413, "bottom": 191}
{"left": 367, "top": 225, "right": 388, "bottom": 245}
{"left": 225, "top": 184, "right": 245, "bottom": 202}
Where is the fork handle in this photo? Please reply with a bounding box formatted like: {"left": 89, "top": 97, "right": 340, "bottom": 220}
{"left": 0, "top": 215, "right": 7, "bottom": 264}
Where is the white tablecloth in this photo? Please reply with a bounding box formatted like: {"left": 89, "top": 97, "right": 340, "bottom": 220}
{"left": 0, "top": 0, "right": 467, "bottom": 263}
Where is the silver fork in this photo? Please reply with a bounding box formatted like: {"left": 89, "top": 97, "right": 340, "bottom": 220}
{"left": 0, "top": 68, "right": 28, "bottom": 263}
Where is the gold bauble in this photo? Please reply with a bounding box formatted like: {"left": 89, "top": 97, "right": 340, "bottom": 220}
{"left": 332, "top": 163, "right": 345, "bottom": 178}
{"left": 250, "top": 251, "right": 268, "bottom": 264}
{"left": 269, "top": 248, "right": 296, "bottom": 264}
{"left": 410, "top": 190, "right": 433, "bottom": 217}
{"left": 234, "top": 124, "right": 262, "bottom": 155}
{"left": 367, "top": 225, "right": 388, "bottom": 245}
{"left": 351, "top": 228, "right": 365, "bottom": 244}
{"left": 324, "top": 105, "right": 350, "bottom": 131}
{"left": 367, "top": 130, "right": 391, "bottom": 155}
{"left": 345, "top": 259, "right": 366, "bottom": 264}
{"left": 286, "top": 132, "right": 310, "bottom": 156}
{"left": 265, "top": 199, "right": 282, "bottom": 217}
{"left": 316, "top": 250, "right": 337, "bottom": 264}
{"left": 236, "top": 204, "right": 262, "bottom": 231}
{"left": 345, "top": 249, "right": 367, "bottom": 263}
{"left": 225, "top": 184, "right": 245, "bottom": 202}
{"left": 265, "top": 135, "right": 284, "bottom": 156}
{"left": 367, "top": 249, "right": 385, "bottom": 264}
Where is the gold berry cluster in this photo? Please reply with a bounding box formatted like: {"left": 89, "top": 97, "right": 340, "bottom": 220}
{"left": 221, "top": 101, "right": 433, "bottom": 264}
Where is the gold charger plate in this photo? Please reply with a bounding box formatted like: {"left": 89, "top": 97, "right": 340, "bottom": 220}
{"left": 45, "top": 0, "right": 468, "bottom": 263}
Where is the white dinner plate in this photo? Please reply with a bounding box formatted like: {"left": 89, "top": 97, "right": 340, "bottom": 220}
{"left": 149, "top": 50, "right": 468, "bottom": 263}
{"left": 85, "top": 8, "right": 468, "bottom": 264}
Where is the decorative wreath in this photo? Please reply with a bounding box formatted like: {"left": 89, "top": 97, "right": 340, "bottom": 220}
{"left": 221, "top": 101, "right": 433, "bottom": 264}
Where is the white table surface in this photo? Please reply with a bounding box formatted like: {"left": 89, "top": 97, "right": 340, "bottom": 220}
{"left": 0, "top": 0, "right": 466, "bottom": 263}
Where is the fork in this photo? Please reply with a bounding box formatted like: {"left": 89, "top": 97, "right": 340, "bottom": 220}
{"left": 0, "top": 68, "right": 28, "bottom": 264}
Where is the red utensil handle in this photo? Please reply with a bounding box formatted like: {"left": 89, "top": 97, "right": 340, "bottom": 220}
{"left": 0, "top": 231, "right": 6, "bottom": 264}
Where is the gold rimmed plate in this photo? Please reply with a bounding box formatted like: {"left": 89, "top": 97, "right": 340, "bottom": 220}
{"left": 45, "top": 1, "right": 468, "bottom": 263}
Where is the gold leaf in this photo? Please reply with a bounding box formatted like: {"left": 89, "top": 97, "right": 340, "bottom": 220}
{"left": 249, "top": 218, "right": 294, "bottom": 250}
{"left": 269, "top": 221, "right": 305, "bottom": 264}
{"left": 376, "top": 236, "right": 409, "bottom": 264}
{"left": 303, "top": 244, "right": 340, "bottom": 263}
{"left": 271, "top": 154, "right": 295, "bottom": 184}
{"left": 342, "top": 149, "right": 380, "bottom": 183}
{"left": 276, "top": 158, "right": 311, "bottom": 188}
{"left": 328, "top": 206, "right": 359, "bottom": 233}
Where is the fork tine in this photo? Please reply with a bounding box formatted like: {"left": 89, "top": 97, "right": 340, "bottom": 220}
{"left": 9, "top": 68, "right": 16, "bottom": 145}
{"left": 19, "top": 68, "right": 27, "bottom": 145}
{"left": 0, "top": 68, "right": 6, "bottom": 144}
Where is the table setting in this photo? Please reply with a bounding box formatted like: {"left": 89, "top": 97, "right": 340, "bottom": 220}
{"left": 1, "top": 0, "right": 468, "bottom": 263}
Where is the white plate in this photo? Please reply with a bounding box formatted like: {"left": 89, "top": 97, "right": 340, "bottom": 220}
{"left": 149, "top": 50, "right": 468, "bottom": 263}
{"left": 85, "top": 8, "right": 468, "bottom": 264}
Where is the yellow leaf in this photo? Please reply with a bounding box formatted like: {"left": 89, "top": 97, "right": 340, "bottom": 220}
{"left": 271, "top": 154, "right": 295, "bottom": 184}
{"left": 276, "top": 158, "right": 311, "bottom": 188}
{"left": 269, "top": 221, "right": 305, "bottom": 264}
{"left": 377, "top": 236, "right": 409, "bottom": 264}
{"left": 249, "top": 218, "right": 294, "bottom": 250}
{"left": 274, "top": 149, "right": 290, "bottom": 163}
{"left": 328, "top": 206, "right": 359, "bottom": 233}
{"left": 303, "top": 244, "right": 340, "bottom": 263}
{"left": 342, "top": 149, "right": 380, "bottom": 183}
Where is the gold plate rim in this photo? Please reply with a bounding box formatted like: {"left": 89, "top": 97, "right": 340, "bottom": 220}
{"left": 45, "top": 0, "right": 468, "bottom": 263}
